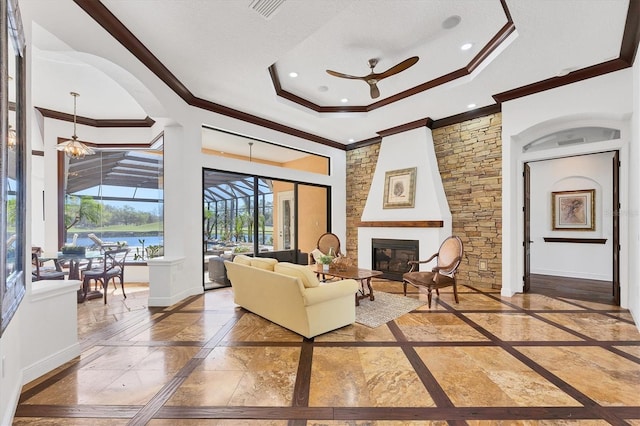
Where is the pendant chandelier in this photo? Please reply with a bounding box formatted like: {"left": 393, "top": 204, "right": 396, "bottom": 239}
{"left": 56, "top": 92, "right": 95, "bottom": 159}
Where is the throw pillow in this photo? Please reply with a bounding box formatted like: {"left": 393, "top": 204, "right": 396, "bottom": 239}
{"left": 310, "top": 248, "right": 325, "bottom": 263}
{"left": 274, "top": 262, "right": 320, "bottom": 288}
{"left": 250, "top": 257, "right": 278, "bottom": 271}
{"left": 233, "top": 254, "right": 252, "bottom": 266}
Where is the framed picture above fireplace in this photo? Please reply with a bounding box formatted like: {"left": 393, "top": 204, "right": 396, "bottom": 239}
{"left": 383, "top": 167, "right": 416, "bottom": 209}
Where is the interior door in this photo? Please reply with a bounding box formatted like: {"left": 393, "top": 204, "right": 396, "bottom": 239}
{"left": 523, "top": 163, "right": 531, "bottom": 292}
{"left": 612, "top": 151, "right": 620, "bottom": 305}
{"left": 277, "top": 191, "right": 294, "bottom": 250}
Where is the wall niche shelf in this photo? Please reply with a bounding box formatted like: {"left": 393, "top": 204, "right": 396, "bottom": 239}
{"left": 543, "top": 237, "right": 607, "bottom": 244}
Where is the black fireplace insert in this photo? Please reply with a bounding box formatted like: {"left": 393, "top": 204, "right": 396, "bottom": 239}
{"left": 371, "top": 238, "right": 419, "bottom": 281}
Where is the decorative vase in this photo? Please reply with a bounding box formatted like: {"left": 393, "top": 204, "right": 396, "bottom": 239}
{"left": 322, "top": 263, "right": 330, "bottom": 272}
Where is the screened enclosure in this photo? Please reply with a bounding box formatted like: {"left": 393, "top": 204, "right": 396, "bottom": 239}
{"left": 202, "top": 168, "right": 330, "bottom": 289}
{"left": 59, "top": 148, "right": 164, "bottom": 262}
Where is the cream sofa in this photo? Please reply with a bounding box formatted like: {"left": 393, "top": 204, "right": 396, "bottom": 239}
{"left": 224, "top": 255, "right": 359, "bottom": 338}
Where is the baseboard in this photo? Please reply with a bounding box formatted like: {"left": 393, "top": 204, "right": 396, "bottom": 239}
{"left": 2, "top": 370, "right": 23, "bottom": 426}
{"left": 22, "top": 343, "right": 81, "bottom": 385}
{"left": 148, "top": 286, "right": 202, "bottom": 307}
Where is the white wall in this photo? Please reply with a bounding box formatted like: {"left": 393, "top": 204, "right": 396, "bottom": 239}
{"left": 358, "top": 127, "right": 451, "bottom": 270}
{"left": 502, "top": 69, "right": 633, "bottom": 309}
{"left": 629, "top": 43, "right": 640, "bottom": 324}
{"left": 529, "top": 152, "right": 614, "bottom": 280}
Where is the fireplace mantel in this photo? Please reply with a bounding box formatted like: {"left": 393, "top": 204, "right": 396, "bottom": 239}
{"left": 358, "top": 220, "right": 443, "bottom": 228}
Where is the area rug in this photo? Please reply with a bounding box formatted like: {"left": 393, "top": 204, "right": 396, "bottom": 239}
{"left": 355, "top": 291, "right": 425, "bottom": 328}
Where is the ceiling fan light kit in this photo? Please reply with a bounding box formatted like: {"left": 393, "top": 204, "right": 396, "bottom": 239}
{"left": 326, "top": 56, "right": 419, "bottom": 99}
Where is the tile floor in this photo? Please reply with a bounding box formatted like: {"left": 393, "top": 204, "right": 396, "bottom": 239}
{"left": 12, "top": 280, "right": 640, "bottom": 425}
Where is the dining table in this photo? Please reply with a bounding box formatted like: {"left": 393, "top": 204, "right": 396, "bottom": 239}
{"left": 40, "top": 250, "right": 105, "bottom": 302}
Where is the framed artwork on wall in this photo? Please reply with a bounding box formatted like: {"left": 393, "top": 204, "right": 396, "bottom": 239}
{"left": 383, "top": 167, "right": 416, "bottom": 209}
{"left": 552, "top": 189, "right": 595, "bottom": 231}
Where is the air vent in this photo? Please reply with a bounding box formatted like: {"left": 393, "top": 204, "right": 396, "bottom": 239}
{"left": 249, "top": 0, "right": 286, "bottom": 19}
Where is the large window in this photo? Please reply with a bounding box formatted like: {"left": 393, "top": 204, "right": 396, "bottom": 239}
{"left": 60, "top": 148, "right": 164, "bottom": 262}
{"left": 1, "top": 0, "right": 25, "bottom": 335}
{"left": 203, "top": 169, "right": 329, "bottom": 288}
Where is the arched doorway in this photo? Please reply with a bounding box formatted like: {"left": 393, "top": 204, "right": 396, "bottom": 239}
{"left": 504, "top": 118, "right": 629, "bottom": 307}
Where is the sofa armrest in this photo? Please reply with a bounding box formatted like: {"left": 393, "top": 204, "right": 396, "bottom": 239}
{"left": 302, "top": 279, "right": 358, "bottom": 306}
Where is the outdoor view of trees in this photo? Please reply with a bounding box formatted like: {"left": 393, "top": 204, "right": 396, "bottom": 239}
{"left": 204, "top": 197, "right": 273, "bottom": 246}
{"left": 65, "top": 196, "right": 163, "bottom": 231}
{"left": 65, "top": 195, "right": 162, "bottom": 232}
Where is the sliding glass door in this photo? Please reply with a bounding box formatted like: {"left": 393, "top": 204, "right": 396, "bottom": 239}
{"left": 202, "top": 169, "right": 329, "bottom": 289}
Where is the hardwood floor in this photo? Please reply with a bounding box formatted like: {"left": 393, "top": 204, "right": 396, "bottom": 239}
{"left": 530, "top": 274, "right": 615, "bottom": 304}
{"left": 13, "top": 279, "right": 640, "bottom": 425}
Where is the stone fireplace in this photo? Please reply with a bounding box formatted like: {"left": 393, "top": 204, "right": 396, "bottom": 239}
{"left": 372, "top": 238, "right": 419, "bottom": 281}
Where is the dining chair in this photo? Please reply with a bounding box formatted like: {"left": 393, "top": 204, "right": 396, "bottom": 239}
{"left": 81, "top": 248, "right": 130, "bottom": 304}
{"left": 32, "top": 253, "right": 65, "bottom": 281}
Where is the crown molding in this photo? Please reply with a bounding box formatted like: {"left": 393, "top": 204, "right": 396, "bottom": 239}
{"left": 36, "top": 107, "right": 155, "bottom": 128}
{"left": 73, "top": 0, "right": 639, "bottom": 152}
{"left": 270, "top": 0, "right": 514, "bottom": 114}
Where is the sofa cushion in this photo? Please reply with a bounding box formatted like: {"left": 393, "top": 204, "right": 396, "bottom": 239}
{"left": 250, "top": 257, "right": 278, "bottom": 271}
{"left": 274, "top": 262, "right": 320, "bottom": 288}
{"left": 233, "top": 254, "right": 253, "bottom": 266}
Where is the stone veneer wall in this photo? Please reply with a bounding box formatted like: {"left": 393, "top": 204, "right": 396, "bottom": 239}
{"left": 432, "top": 113, "right": 502, "bottom": 289}
{"left": 345, "top": 143, "right": 380, "bottom": 264}
{"left": 345, "top": 113, "right": 502, "bottom": 289}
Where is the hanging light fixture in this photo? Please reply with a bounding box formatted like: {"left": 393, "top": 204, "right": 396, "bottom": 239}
{"left": 7, "top": 125, "right": 16, "bottom": 151}
{"left": 56, "top": 92, "right": 95, "bottom": 159}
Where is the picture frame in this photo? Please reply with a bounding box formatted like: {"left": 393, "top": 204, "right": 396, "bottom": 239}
{"left": 552, "top": 189, "right": 595, "bottom": 231}
{"left": 383, "top": 167, "right": 416, "bottom": 209}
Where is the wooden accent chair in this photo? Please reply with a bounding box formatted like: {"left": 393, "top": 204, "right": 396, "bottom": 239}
{"left": 309, "top": 232, "right": 342, "bottom": 265}
{"left": 402, "top": 236, "right": 463, "bottom": 308}
{"left": 81, "top": 248, "right": 130, "bottom": 304}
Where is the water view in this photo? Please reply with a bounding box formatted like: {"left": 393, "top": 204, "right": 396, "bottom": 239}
{"left": 68, "top": 235, "right": 163, "bottom": 248}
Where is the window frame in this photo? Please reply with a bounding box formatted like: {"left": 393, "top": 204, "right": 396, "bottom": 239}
{"left": 0, "top": 0, "right": 26, "bottom": 336}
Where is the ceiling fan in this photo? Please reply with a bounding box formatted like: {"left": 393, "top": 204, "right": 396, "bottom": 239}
{"left": 326, "top": 56, "right": 419, "bottom": 99}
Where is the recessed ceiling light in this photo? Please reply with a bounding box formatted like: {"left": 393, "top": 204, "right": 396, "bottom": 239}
{"left": 348, "top": 138, "right": 354, "bottom": 143}
{"left": 288, "top": 72, "right": 298, "bottom": 78}
{"left": 467, "top": 103, "right": 476, "bottom": 109}
{"left": 460, "top": 43, "right": 473, "bottom": 51}
{"left": 341, "top": 98, "right": 348, "bottom": 103}
{"left": 442, "top": 15, "right": 461, "bottom": 29}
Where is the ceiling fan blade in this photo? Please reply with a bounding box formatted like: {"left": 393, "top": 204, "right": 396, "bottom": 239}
{"left": 376, "top": 56, "right": 419, "bottom": 80}
{"left": 369, "top": 83, "right": 380, "bottom": 99}
{"left": 326, "top": 69, "right": 366, "bottom": 80}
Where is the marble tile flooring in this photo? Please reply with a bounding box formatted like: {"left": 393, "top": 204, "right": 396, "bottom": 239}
{"left": 13, "top": 280, "right": 640, "bottom": 425}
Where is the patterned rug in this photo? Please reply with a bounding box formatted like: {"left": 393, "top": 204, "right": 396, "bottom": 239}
{"left": 355, "top": 291, "right": 425, "bottom": 328}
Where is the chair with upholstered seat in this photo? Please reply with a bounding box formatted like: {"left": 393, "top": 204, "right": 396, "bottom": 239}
{"left": 32, "top": 253, "right": 65, "bottom": 281}
{"left": 81, "top": 248, "right": 130, "bottom": 304}
{"left": 309, "top": 232, "right": 343, "bottom": 265}
{"left": 402, "top": 236, "right": 463, "bottom": 308}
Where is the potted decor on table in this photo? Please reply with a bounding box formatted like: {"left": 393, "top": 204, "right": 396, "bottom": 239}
{"left": 318, "top": 254, "right": 333, "bottom": 272}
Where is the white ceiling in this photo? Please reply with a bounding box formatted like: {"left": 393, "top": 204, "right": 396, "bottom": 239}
{"left": 18, "top": 0, "right": 631, "bottom": 147}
